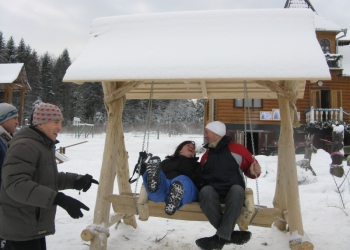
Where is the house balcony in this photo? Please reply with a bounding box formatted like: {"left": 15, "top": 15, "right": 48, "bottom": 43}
{"left": 304, "top": 106, "right": 350, "bottom": 132}
{"left": 325, "top": 53, "right": 343, "bottom": 68}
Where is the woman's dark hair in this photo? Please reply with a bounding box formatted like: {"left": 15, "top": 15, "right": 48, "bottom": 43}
{"left": 165, "top": 141, "right": 196, "bottom": 159}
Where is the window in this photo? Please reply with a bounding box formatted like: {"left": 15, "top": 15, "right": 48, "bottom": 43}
{"left": 319, "top": 39, "right": 330, "bottom": 54}
{"left": 309, "top": 88, "right": 342, "bottom": 108}
{"left": 234, "top": 99, "right": 262, "bottom": 108}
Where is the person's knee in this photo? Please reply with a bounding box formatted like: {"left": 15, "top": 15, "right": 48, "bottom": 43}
{"left": 230, "top": 185, "right": 244, "bottom": 193}
{"left": 228, "top": 185, "right": 245, "bottom": 199}
{"left": 199, "top": 185, "right": 217, "bottom": 202}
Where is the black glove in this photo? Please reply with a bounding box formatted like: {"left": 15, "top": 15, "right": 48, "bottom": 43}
{"left": 74, "top": 174, "right": 99, "bottom": 192}
{"left": 53, "top": 192, "right": 89, "bottom": 219}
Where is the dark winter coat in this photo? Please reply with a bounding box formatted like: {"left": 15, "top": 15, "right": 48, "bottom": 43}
{"left": 0, "top": 125, "right": 12, "bottom": 168}
{"left": 161, "top": 156, "right": 204, "bottom": 190}
{"left": 0, "top": 127, "right": 78, "bottom": 241}
{"left": 200, "top": 136, "right": 258, "bottom": 197}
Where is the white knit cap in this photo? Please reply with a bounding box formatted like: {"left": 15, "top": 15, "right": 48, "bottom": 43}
{"left": 205, "top": 121, "right": 226, "bottom": 137}
{"left": 0, "top": 103, "right": 18, "bottom": 124}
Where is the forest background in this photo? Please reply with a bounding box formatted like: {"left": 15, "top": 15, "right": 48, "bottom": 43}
{"left": 0, "top": 31, "right": 205, "bottom": 134}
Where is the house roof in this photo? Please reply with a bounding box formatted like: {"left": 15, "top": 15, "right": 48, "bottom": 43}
{"left": 0, "top": 63, "right": 31, "bottom": 90}
{"left": 284, "top": 0, "right": 316, "bottom": 12}
{"left": 284, "top": 0, "right": 343, "bottom": 32}
{"left": 314, "top": 13, "right": 343, "bottom": 32}
{"left": 63, "top": 9, "right": 330, "bottom": 99}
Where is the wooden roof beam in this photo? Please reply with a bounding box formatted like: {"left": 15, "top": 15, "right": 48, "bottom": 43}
{"left": 255, "top": 80, "right": 299, "bottom": 101}
{"left": 104, "top": 81, "right": 144, "bottom": 104}
{"left": 200, "top": 80, "right": 208, "bottom": 99}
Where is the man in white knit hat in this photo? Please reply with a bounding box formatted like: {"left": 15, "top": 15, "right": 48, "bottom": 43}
{"left": 0, "top": 103, "right": 98, "bottom": 250}
{"left": 195, "top": 121, "right": 261, "bottom": 250}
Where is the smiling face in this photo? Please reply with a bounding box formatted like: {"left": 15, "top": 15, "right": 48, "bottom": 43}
{"left": 204, "top": 128, "right": 222, "bottom": 144}
{"left": 36, "top": 120, "right": 63, "bottom": 141}
{"left": 179, "top": 142, "right": 195, "bottom": 158}
{"left": 1, "top": 116, "right": 19, "bottom": 134}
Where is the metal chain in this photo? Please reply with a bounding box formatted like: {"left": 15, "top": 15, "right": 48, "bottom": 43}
{"left": 132, "top": 81, "right": 155, "bottom": 215}
{"left": 142, "top": 81, "right": 155, "bottom": 153}
{"left": 243, "top": 84, "right": 248, "bottom": 185}
{"left": 243, "top": 80, "right": 260, "bottom": 224}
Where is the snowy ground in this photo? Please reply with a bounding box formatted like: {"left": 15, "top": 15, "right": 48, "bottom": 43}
{"left": 46, "top": 132, "right": 350, "bottom": 249}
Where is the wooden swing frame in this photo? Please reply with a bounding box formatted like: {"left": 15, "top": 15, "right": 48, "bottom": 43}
{"left": 78, "top": 80, "right": 315, "bottom": 250}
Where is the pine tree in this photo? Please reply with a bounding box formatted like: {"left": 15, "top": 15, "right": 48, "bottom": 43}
{"left": 23, "top": 48, "right": 41, "bottom": 119}
{"left": 195, "top": 99, "right": 205, "bottom": 122}
{"left": 16, "top": 38, "right": 29, "bottom": 64}
{"left": 0, "top": 31, "right": 7, "bottom": 63}
{"left": 74, "top": 82, "right": 105, "bottom": 124}
{"left": 123, "top": 99, "right": 148, "bottom": 124}
{"left": 6, "top": 36, "right": 17, "bottom": 63}
{"left": 39, "top": 52, "right": 54, "bottom": 103}
{"left": 52, "top": 49, "right": 79, "bottom": 123}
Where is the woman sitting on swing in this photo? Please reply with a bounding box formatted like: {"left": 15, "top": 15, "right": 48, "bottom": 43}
{"left": 143, "top": 140, "right": 204, "bottom": 215}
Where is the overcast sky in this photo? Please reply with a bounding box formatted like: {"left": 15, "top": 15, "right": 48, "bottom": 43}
{"left": 1, "top": 0, "right": 350, "bottom": 60}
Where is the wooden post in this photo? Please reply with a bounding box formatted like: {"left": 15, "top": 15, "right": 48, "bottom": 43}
{"left": 89, "top": 81, "right": 136, "bottom": 250}
{"left": 3, "top": 89, "right": 8, "bottom": 103}
{"left": 273, "top": 122, "right": 287, "bottom": 231}
{"left": 7, "top": 85, "right": 13, "bottom": 104}
{"left": 276, "top": 80, "right": 311, "bottom": 250}
{"left": 19, "top": 88, "right": 25, "bottom": 126}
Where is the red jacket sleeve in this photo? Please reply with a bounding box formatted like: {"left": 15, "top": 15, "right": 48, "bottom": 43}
{"left": 228, "top": 142, "right": 260, "bottom": 179}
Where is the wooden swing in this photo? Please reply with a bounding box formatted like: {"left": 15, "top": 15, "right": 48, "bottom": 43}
{"left": 80, "top": 80, "right": 315, "bottom": 250}
{"left": 84, "top": 81, "right": 279, "bottom": 239}
{"left": 81, "top": 81, "right": 279, "bottom": 244}
{"left": 62, "top": 9, "right": 332, "bottom": 250}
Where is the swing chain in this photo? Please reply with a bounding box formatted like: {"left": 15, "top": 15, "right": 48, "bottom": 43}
{"left": 142, "top": 81, "right": 155, "bottom": 153}
{"left": 132, "top": 81, "right": 155, "bottom": 215}
{"left": 243, "top": 80, "right": 261, "bottom": 225}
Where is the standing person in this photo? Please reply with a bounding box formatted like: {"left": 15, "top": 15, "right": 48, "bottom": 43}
{"left": 0, "top": 103, "right": 19, "bottom": 250}
{"left": 0, "top": 103, "right": 19, "bottom": 167}
{"left": 143, "top": 140, "right": 203, "bottom": 215}
{"left": 195, "top": 121, "right": 261, "bottom": 250}
{"left": 0, "top": 103, "right": 98, "bottom": 250}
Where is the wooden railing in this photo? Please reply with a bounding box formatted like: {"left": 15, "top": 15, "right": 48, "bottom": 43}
{"left": 305, "top": 106, "right": 344, "bottom": 124}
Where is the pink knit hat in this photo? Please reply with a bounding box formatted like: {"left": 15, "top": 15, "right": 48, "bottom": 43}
{"left": 32, "top": 103, "right": 64, "bottom": 125}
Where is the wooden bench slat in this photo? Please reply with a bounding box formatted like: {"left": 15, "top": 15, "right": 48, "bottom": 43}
{"left": 108, "top": 194, "right": 278, "bottom": 227}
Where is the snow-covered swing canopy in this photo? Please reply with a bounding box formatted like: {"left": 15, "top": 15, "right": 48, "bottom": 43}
{"left": 63, "top": 8, "right": 330, "bottom": 250}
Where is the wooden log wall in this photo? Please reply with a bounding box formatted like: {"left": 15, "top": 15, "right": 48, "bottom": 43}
{"left": 212, "top": 76, "right": 350, "bottom": 126}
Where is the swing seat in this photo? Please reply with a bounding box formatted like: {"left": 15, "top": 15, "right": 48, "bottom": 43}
{"left": 108, "top": 185, "right": 279, "bottom": 229}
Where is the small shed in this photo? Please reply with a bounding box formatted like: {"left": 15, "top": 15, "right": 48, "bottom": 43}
{"left": 0, "top": 63, "right": 31, "bottom": 125}
{"left": 63, "top": 9, "right": 330, "bottom": 250}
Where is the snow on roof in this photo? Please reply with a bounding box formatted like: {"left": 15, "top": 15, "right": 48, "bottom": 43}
{"left": 0, "top": 63, "right": 24, "bottom": 84}
{"left": 63, "top": 8, "right": 330, "bottom": 85}
{"left": 313, "top": 13, "right": 342, "bottom": 32}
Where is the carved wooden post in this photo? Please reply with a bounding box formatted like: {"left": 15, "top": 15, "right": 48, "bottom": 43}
{"left": 273, "top": 121, "right": 287, "bottom": 231}
{"left": 89, "top": 81, "right": 136, "bottom": 250}
{"left": 276, "top": 80, "right": 313, "bottom": 250}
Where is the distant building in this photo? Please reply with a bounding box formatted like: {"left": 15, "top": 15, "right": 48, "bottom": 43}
{"left": 0, "top": 63, "right": 31, "bottom": 126}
